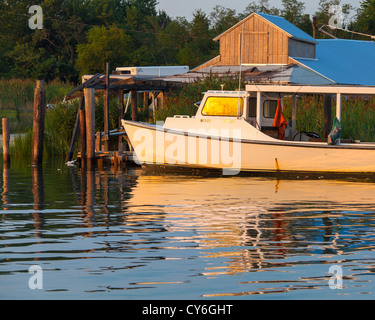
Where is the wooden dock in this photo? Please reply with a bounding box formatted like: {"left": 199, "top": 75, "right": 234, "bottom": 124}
{"left": 64, "top": 62, "right": 178, "bottom": 169}
{"left": 77, "top": 150, "right": 138, "bottom": 168}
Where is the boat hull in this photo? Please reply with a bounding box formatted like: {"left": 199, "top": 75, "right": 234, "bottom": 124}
{"left": 122, "top": 120, "right": 375, "bottom": 175}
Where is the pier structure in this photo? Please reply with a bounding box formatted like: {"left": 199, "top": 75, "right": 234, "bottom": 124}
{"left": 64, "top": 63, "right": 182, "bottom": 168}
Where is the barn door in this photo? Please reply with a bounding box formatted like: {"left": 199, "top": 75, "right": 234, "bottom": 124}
{"left": 240, "top": 32, "right": 269, "bottom": 65}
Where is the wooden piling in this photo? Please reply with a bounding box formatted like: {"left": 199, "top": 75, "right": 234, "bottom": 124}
{"left": 32, "top": 80, "right": 46, "bottom": 164}
{"left": 79, "top": 109, "right": 86, "bottom": 165}
{"left": 103, "top": 62, "right": 110, "bottom": 151}
{"left": 84, "top": 88, "right": 96, "bottom": 167}
{"left": 95, "top": 131, "right": 101, "bottom": 152}
{"left": 131, "top": 90, "right": 138, "bottom": 121}
{"left": 118, "top": 89, "right": 124, "bottom": 147}
{"left": 2, "top": 118, "right": 10, "bottom": 163}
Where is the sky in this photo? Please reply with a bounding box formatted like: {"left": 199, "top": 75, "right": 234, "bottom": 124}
{"left": 156, "top": 0, "right": 362, "bottom": 21}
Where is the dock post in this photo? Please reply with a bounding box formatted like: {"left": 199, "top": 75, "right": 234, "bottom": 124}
{"left": 95, "top": 132, "right": 101, "bottom": 152}
{"left": 2, "top": 118, "right": 10, "bottom": 163}
{"left": 131, "top": 90, "right": 138, "bottom": 121}
{"left": 323, "top": 95, "right": 332, "bottom": 138}
{"left": 336, "top": 93, "right": 342, "bottom": 123}
{"left": 118, "top": 89, "right": 124, "bottom": 147}
{"left": 79, "top": 109, "right": 86, "bottom": 167}
{"left": 32, "top": 80, "right": 46, "bottom": 165}
{"left": 256, "top": 91, "right": 262, "bottom": 130}
{"left": 84, "top": 88, "right": 96, "bottom": 168}
{"left": 104, "top": 62, "right": 110, "bottom": 151}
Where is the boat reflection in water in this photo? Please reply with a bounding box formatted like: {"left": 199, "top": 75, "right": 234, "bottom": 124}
{"left": 123, "top": 170, "right": 375, "bottom": 297}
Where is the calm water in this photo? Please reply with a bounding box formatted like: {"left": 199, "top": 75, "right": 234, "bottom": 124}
{"left": 1, "top": 160, "right": 375, "bottom": 300}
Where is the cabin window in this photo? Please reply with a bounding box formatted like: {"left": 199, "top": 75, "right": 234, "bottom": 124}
{"left": 263, "top": 100, "right": 278, "bottom": 118}
{"left": 248, "top": 98, "right": 257, "bottom": 117}
{"left": 201, "top": 97, "right": 243, "bottom": 117}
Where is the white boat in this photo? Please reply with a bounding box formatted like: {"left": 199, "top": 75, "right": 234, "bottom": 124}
{"left": 122, "top": 84, "right": 375, "bottom": 175}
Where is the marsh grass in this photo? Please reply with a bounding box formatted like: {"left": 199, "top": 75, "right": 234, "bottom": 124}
{"left": 0, "top": 79, "right": 74, "bottom": 133}
{"left": 283, "top": 95, "right": 375, "bottom": 141}
{"left": 11, "top": 96, "right": 123, "bottom": 160}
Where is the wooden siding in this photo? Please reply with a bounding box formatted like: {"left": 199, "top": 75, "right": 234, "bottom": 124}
{"left": 217, "top": 14, "right": 290, "bottom": 66}
{"left": 193, "top": 55, "right": 221, "bottom": 71}
{"left": 195, "top": 13, "right": 317, "bottom": 69}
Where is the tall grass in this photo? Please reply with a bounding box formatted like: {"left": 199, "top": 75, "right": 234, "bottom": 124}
{"left": 0, "top": 79, "right": 74, "bottom": 133}
{"left": 283, "top": 95, "right": 375, "bottom": 141}
{"left": 283, "top": 95, "right": 324, "bottom": 137}
{"left": 341, "top": 97, "right": 375, "bottom": 141}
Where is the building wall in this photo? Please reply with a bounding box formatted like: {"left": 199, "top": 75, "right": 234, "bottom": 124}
{"left": 218, "top": 14, "right": 290, "bottom": 65}
{"left": 288, "top": 39, "right": 316, "bottom": 59}
{"left": 193, "top": 13, "right": 316, "bottom": 71}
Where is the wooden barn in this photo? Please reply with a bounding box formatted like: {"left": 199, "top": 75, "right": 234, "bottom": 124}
{"left": 194, "top": 12, "right": 317, "bottom": 71}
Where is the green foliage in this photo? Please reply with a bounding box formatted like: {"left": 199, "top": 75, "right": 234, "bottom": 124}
{"left": 76, "top": 25, "right": 133, "bottom": 76}
{"left": 0, "top": 79, "right": 74, "bottom": 133}
{"left": 0, "top": 0, "right": 365, "bottom": 80}
{"left": 283, "top": 95, "right": 375, "bottom": 141}
{"left": 10, "top": 130, "right": 33, "bottom": 159}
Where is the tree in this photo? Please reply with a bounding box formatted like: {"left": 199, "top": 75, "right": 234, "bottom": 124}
{"left": 281, "top": 0, "right": 306, "bottom": 26}
{"left": 177, "top": 10, "right": 217, "bottom": 68}
{"left": 352, "top": 0, "right": 375, "bottom": 36}
{"left": 314, "top": 0, "right": 355, "bottom": 38}
{"left": 158, "top": 17, "right": 190, "bottom": 65}
{"left": 76, "top": 25, "right": 133, "bottom": 75}
{"left": 281, "top": 0, "right": 313, "bottom": 35}
{"left": 240, "top": 0, "right": 280, "bottom": 19}
{"left": 210, "top": 5, "right": 240, "bottom": 35}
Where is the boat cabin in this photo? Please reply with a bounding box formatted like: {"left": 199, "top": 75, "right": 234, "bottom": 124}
{"left": 163, "top": 84, "right": 375, "bottom": 143}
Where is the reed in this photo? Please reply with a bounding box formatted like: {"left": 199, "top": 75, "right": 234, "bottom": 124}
{"left": 341, "top": 97, "right": 375, "bottom": 141}
{"left": 0, "top": 79, "right": 74, "bottom": 133}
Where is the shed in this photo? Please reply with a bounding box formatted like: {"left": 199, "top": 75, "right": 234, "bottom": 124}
{"left": 194, "top": 12, "right": 317, "bottom": 70}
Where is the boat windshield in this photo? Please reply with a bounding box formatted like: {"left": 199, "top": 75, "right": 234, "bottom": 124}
{"left": 201, "top": 97, "right": 243, "bottom": 117}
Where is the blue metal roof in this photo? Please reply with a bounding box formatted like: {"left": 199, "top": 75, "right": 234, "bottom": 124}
{"left": 256, "top": 12, "right": 317, "bottom": 43}
{"left": 293, "top": 39, "right": 375, "bottom": 85}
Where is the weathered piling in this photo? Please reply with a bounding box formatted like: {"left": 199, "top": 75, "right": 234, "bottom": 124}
{"left": 131, "top": 90, "right": 138, "bottom": 121}
{"left": 104, "top": 62, "right": 110, "bottom": 151}
{"left": 118, "top": 89, "right": 124, "bottom": 147}
{"left": 32, "top": 164, "right": 44, "bottom": 235}
{"left": 84, "top": 87, "right": 96, "bottom": 167}
{"left": 79, "top": 109, "right": 87, "bottom": 166}
{"left": 32, "top": 80, "right": 46, "bottom": 164}
{"left": 2, "top": 118, "right": 10, "bottom": 163}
